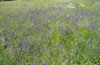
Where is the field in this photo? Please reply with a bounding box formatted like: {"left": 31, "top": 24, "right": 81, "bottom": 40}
{"left": 0, "top": 0, "right": 100, "bottom": 65}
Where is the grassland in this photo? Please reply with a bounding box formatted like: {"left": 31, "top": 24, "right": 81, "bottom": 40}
{"left": 0, "top": 0, "right": 100, "bottom": 65}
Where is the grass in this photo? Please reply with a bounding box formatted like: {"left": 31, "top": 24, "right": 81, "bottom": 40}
{"left": 0, "top": 0, "right": 100, "bottom": 65}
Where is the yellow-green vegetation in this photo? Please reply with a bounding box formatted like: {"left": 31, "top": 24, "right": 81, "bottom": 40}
{"left": 0, "top": 0, "right": 100, "bottom": 65}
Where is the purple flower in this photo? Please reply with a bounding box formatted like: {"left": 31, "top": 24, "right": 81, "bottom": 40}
{"left": 33, "top": 63, "right": 37, "bottom": 65}
{"left": 15, "top": 58, "right": 20, "bottom": 61}
{"left": 16, "top": 16, "right": 21, "bottom": 20}
{"left": 90, "top": 23, "right": 95, "bottom": 32}
{"left": 73, "top": 23, "right": 78, "bottom": 26}
{"left": 29, "top": 49, "right": 33, "bottom": 53}
{"left": 30, "top": 17, "right": 35, "bottom": 22}
{"left": 73, "top": 15, "right": 78, "bottom": 21}
{"left": 22, "top": 16, "right": 26, "bottom": 21}
{"left": 97, "top": 47, "right": 100, "bottom": 51}
{"left": 92, "top": 53, "right": 95, "bottom": 57}
{"left": 79, "top": 38, "right": 84, "bottom": 42}
{"left": 22, "top": 40, "right": 29, "bottom": 51}
{"left": 34, "top": 26, "right": 37, "bottom": 33}
{"left": 58, "top": 26, "right": 62, "bottom": 30}
{"left": 44, "top": 62, "right": 47, "bottom": 65}
{"left": 63, "top": 14, "right": 67, "bottom": 19}
{"left": 75, "top": 3, "right": 79, "bottom": 7}
{"left": 60, "top": 55, "right": 65, "bottom": 58}
{"left": 6, "top": 41, "right": 10, "bottom": 46}
{"left": 88, "top": 1, "right": 96, "bottom": 4}
{"left": 59, "top": 43, "right": 65, "bottom": 50}
{"left": 21, "top": 36, "right": 23, "bottom": 41}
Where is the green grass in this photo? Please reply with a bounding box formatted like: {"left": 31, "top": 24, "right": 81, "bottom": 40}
{"left": 0, "top": 0, "right": 100, "bottom": 65}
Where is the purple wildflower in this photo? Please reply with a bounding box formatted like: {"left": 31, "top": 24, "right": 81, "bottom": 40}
{"left": 73, "top": 14, "right": 78, "bottom": 21}
{"left": 78, "top": 35, "right": 84, "bottom": 42}
{"left": 30, "top": 17, "right": 35, "bottom": 22}
{"left": 20, "top": 36, "right": 23, "bottom": 41}
{"left": 44, "top": 62, "right": 47, "bottom": 65}
{"left": 75, "top": 3, "right": 79, "bottom": 7}
{"left": 79, "top": 38, "right": 84, "bottom": 42}
{"left": 59, "top": 43, "right": 65, "bottom": 50}
{"left": 16, "top": 16, "right": 21, "bottom": 20}
{"left": 29, "top": 49, "right": 33, "bottom": 53}
{"left": 60, "top": 55, "right": 65, "bottom": 58}
{"left": 92, "top": 53, "right": 95, "bottom": 57}
{"left": 6, "top": 41, "right": 10, "bottom": 46}
{"left": 73, "top": 23, "right": 78, "bottom": 26}
{"left": 22, "top": 16, "right": 26, "bottom": 21}
{"left": 63, "top": 14, "right": 67, "bottom": 19}
{"left": 58, "top": 26, "right": 62, "bottom": 30}
{"left": 33, "top": 63, "right": 37, "bottom": 65}
{"left": 34, "top": 26, "right": 37, "bottom": 33}
{"left": 22, "top": 40, "right": 29, "bottom": 51}
{"left": 15, "top": 58, "right": 20, "bottom": 61}
{"left": 90, "top": 23, "right": 95, "bottom": 32}
{"left": 97, "top": 47, "right": 100, "bottom": 51}
{"left": 88, "top": 1, "right": 96, "bottom": 4}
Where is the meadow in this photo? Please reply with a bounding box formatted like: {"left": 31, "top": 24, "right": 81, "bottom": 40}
{"left": 0, "top": 0, "right": 100, "bottom": 65}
